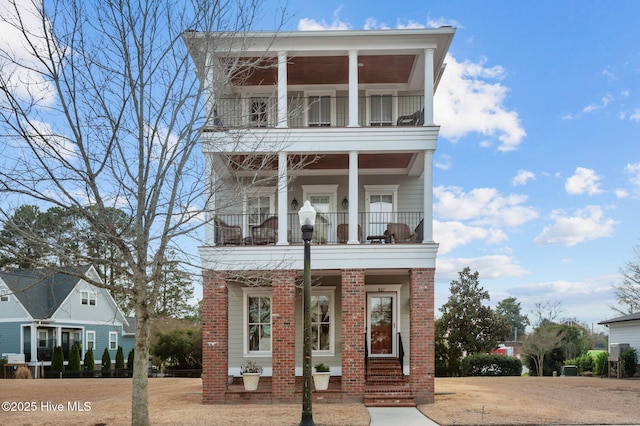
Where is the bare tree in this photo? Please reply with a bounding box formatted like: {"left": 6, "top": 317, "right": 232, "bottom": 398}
{"left": 522, "top": 325, "right": 566, "bottom": 376}
{"left": 531, "top": 300, "right": 563, "bottom": 327}
{"left": 612, "top": 244, "right": 640, "bottom": 314}
{"left": 0, "top": 1, "right": 286, "bottom": 424}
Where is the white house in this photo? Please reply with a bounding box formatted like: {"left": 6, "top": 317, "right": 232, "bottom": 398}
{"left": 184, "top": 28, "right": 455, "bottom": 405}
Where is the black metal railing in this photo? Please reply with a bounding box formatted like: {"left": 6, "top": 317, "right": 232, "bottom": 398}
{"left": 364, "top": 331, "right": 368, "bottom": 372}
{"left": 213, "top": 212, "right": 424, "bottom": 246}
{"left": 398, "top": 332, "right": 404, "bottom": 376}
{"left": 208, "top": 95, "right": 425, "bottom": 129}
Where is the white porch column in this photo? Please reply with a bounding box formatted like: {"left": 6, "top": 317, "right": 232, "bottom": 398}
{"left": 30, "top": 323, "right": 38, "bottom": 377}
{"left": 423, "top": 150, "right": 434, "bottom": 242}
{"left": 206, "top": 154, "right": 217, "bottom": 246}
{"left": 277, "top": 51, "right": 288, "bottom": 128}
{"left": 348, "top": 50, "right": 359, "bottom": 127}
{"left": 277, "top": 152, "right": 289, "bottom": 245}
{"left": 348, "top": 151, "right": 359, "bottom": 244}
{"left": 423, "top": 48, "right": 435, "bottom": 126}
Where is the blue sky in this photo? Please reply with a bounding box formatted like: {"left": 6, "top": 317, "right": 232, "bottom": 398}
{"left": 269, "top": 1, "right": 640, "bottom": 328}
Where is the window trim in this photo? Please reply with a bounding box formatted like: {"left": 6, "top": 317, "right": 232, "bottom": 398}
{"left": 366, "top": 90, "right": 397, "bottom": 126}
{"left": 81, "top": 290, "right": 97, "bottom": 306}
{"left": 310, "top": 286, "right": 336, "bottom": 356}
{"left": 242, "top": 288, "right": 272, "bottom": 356}
{"left": 0, "top": 294, "right": 8, "bottom": 302}
{"left": 38, "top": 330, "right": 48, "bottom": 348}
{"left": 86, "top": 330, "right": 96, "bottom": 351}
{"left": 109, "top": 331, "right": 118, "bottom": 351}
{"left": 304, "top": 90, "right": 336, "bottom": 127}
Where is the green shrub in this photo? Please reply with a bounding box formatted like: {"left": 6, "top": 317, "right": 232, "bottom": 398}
{"left": 68, "top": 343, "right": 81, "bottom": 371}
{"left": 461, "top": 354, "right": 522, "bottom": 376}
{"left": 620, "top": 348, "right": 638, "bottom": 378}
{"left": 564, "top": 353, "right": 593, "bottom": 374}
{"left": 101, "top": 347, "right": 112, "bottom": 376}
{"left": 115, "top": 346, "right": 125, "bottom": 369}
{"left": 592, "top": 351, "right": 608, "bottom": 375}
{"left": 51, "top": 345, "right": 64, "bottom": 373}
{"left": 84, "top": 348, "right": 95, "bottom": 371}
{"left": 127, "top": 348, "right": 135, "bottom": 370}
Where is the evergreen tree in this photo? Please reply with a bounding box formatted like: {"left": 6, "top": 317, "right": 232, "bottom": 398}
{"left": 68, "top": 343, "right": 81, "bottom": 371}
{"left": 127, "top": 348, "right": 135, "bottom": 370}
{"left": 51, "top": 346, "right": 64, "bottom": 374}
{"left": 115, "top": 346, "right": 125, "bottom": 375}
{"left": 102, "top": 347, "right": 112, "bottom": 376}
{"left": 84, "top": 348, "right": 95, "bottom": 371}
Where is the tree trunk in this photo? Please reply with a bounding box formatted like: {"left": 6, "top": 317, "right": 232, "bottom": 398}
{"left": 132, "top": 310, "right": 152, "bottom": 425}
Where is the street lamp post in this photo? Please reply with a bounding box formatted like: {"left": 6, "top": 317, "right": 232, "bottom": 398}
{"left": 298, "top": 200, "right": 316, "bottom": 426}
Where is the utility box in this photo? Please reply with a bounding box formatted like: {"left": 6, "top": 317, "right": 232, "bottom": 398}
{"left": 561, "top": 365, "right": 578, "bottom": 376}
{"left": 5, "top": 353, "right": 25, "bottom": 364}
{"left": 610, "top": 343, "right": 630, "bottom": 359}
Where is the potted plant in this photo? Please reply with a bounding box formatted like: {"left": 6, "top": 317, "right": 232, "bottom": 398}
{"left": 240, "top": 361, "right": 263, "bottom": 391}
{"left": 313, "top": 363, "right": 331, "bottom": 391}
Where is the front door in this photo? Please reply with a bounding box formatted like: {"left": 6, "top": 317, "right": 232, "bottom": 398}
{"left": 367, "top": 293, "right": 396, "bottom": 357}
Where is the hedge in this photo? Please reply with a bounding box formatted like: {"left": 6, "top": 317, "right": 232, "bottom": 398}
{"left": 462, "top": 354, "right": 522, "bottom": 376}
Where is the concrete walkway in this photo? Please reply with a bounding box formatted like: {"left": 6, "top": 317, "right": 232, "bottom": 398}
{"left": 368, "top": 407, "right": 440, "bottom": 426}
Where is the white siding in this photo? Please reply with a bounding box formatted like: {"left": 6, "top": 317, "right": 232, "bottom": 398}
{"left": 608, "top": 321, "right": 640, "bottom": 354}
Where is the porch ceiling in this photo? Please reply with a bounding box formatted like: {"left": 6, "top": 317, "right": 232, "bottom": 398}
{"left": 227, "top": 153, "right": 417, "bottom": 174}
{"left": 230, "top": 55, "right": 417, "bottom": 86}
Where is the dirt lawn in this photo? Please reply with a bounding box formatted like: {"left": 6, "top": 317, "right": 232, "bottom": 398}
{"left": 0, "top": 376, "right": 639, "bottom": 425}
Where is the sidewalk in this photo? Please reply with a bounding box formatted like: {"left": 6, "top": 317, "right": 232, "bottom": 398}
{"left": 368, "top": 407, "right": 440, "bottom": 426}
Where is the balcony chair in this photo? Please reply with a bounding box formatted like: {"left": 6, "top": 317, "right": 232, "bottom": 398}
{"left": 214, "top": 217, "right": 242, "bottom": 245}
{"left": 386, "top": 222, "right": 417, "bottom": 243}
{"left": 251, "top": 216, "right": 278, "bottom": 245}
{"left": 396, "top": 108, "right": 424, "bottom": 126}
{"left": 337, "top": 223, "right": 362, "bottom": 243}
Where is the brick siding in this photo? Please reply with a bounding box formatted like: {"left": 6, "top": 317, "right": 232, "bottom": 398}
{"left": 271, "top": 270, "right": 297, "bottom": 402}
{"left": 341, "top": 268, "right": 366, "bottom": 402}
{"left": 409, "top": 267, "right": 436, "bottom": 404}
{"left": 202, "top": 270, "right": 229, "bottom": 404}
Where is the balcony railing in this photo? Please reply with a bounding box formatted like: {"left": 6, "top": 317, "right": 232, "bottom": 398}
{"left": 213, "top": 212, "right": 424, "bottom": 246}
{"left": 210, "top": 95, "right": 425, "bottom": 129}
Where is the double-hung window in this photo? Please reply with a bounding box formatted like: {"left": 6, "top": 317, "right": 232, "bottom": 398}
{"left": 307, "top": 93, "right": 333, "bottom": 126}
{"left": 86, "top": 331, "right": 96, "bottom": 350}
{"left": 311, "top": 287, "right": 335, "bottom": 354}
{"left": 370, "top": 94, "right": 393, "bottom": 126}
{"left": 109, "top": 331, "right": 118, "bottom": 350}
{"left": 38, "top": 330, "right": 48, "bottom": 348}
{"left": 81, "top": 290, "right": 96, "bottom": 306}
{"left": 243, "top": 289, "right": 272, "bottom": 354}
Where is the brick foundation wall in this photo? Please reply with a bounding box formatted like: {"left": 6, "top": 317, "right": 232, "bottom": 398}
{"left": 341, "top": 269, "right": 366, "bottom": 402}
{"left": 271, "top": 270, "right": 297, "bottom": 402}
{"left": 202, "top": 270, "right": 228, "bottom": 404}
{"left": 410, "top": 267, "right": 435, "bottom": 404}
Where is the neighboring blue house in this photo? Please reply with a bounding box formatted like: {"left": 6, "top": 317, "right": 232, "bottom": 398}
{"left": 0, "top": 265, "right": 134, "bottom": 377}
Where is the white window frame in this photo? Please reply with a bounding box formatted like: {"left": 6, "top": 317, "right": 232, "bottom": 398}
{"left": 109, "top": 331, "right": 118, "bottom": 350}
{"left": 38, "top": 330, "right": 48, "bottom": 348}
{"left": 311, "top": 287, "right": 336, "bottom": 356}
{"left": 0, "top": 294, "right": 8, "bottom": 302}
{"left": 364, "top": 185, "right": 399, "bottom": 238}
{"left": 243, "top": 187, "right": 276, "bottom": 227}
{"left": 240, "top": 92, "right": 275, "bottom": 127}
{"left": 242, "top": 288, "right": 272, "bottom": 356}
{"left": 366, "top": 90, "right": 397, "bottom": 126}
{"left": 86, "top": 331, "right": 96, "bottom": 350}
{"left": 81, "top": 290, "right": 97, "bottom": 306}
{"left": 305, "top": 91, "right": 336, "bottom": 127}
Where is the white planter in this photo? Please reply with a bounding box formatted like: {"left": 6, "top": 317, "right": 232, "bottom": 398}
{"left": 242, "top": 372, "right": 261, "bottom": 391}
{"left": 313, "top": 372, "right": 331, "bottom": 391}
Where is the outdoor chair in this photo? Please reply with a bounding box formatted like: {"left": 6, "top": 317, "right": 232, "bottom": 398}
{"left": 214, "top": 217, "right": 242, "bottom": 245}
{"left": 337, "top": 224, "right": 362, "bottom": 243}
{"left": 386, "top": 222, "right": 417, "bottom": 243}
{"left": 251, "top": 216, "right": 278, "bottom": 245}
{"left": 396, "top": 108, "right": 424, "bottom": 126}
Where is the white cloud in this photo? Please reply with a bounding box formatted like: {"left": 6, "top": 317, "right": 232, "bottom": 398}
{"left": 629, "top": 109, "right": 640, "bottom": 122}
{"left": 396, "top": 20, "right": 426, "bottom": 29}
{"left": 297, "top": 7, "right": 352, "bottom": 31}
{"left": 434, "top": 154, "right": 451, "bottom": 170}
{"left": 24, "top": 119, "right": 77, "bottom": 161}
{"left": 512, "top": 169, "right": 535, "bottom": 186}
{"left": 615, "top": 188, "right": 629, "bottom": 198}
{"left": 533, "top": 205, "right": 618, "bottom": 246}
{"left": 363, "top": 18, "right": 389, "bottom": 30}
{"left": 562, "top": 94, "right": 614, "bottom": 120}
{"left": 435, "top": 255, "right": 529, "bottom": 282}
{"left": 625, "top": 162, "right": 640, "bottom": 187}
{"left": 434, "top": 220, "right": 507, "bottom": 254}
{"left": 426, "top": 16, "right": 463, "bottom": 29}
{"left": 0, "top": 1, "right": 57, "bottom": 106}
{"left": 434, "top": 186, "right": 538, "bottom": 227}
{"left": 565, "top": 167, "right": 603, "bottom": 195}
{"left": 434, "top": 54, "right": 526, "bottom": 152}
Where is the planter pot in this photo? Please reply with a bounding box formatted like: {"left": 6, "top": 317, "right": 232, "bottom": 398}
{"left": 313, "top": 372, "right": 331, "bottom": 391}
{"left": 242, "top": 372, "right": 261, "bottom": 391}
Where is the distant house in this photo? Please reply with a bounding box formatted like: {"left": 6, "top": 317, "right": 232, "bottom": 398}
{"left": 0, "top": 265, "right": 134, "bottom": 376}
{"left": 599, "top": 312, "right": 640, "bottom": 356}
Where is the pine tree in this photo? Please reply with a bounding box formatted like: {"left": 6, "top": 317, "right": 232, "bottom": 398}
{"left": 51, "top": 346, "right": 64, "bottom": 374}
{"left": 84, "top": 348, "right": 95, "bottom": 370}
{"left": 68, "top": 343, "right": 81, "bottom": 372}
{"left": 102, "top": 347, "right": 112, "bottom": 377}
{"left": 127, "top": 348, "right": 135, "bottom": 370}
{"left": 115, "top": 346, "right": 125, "bottom": 376}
